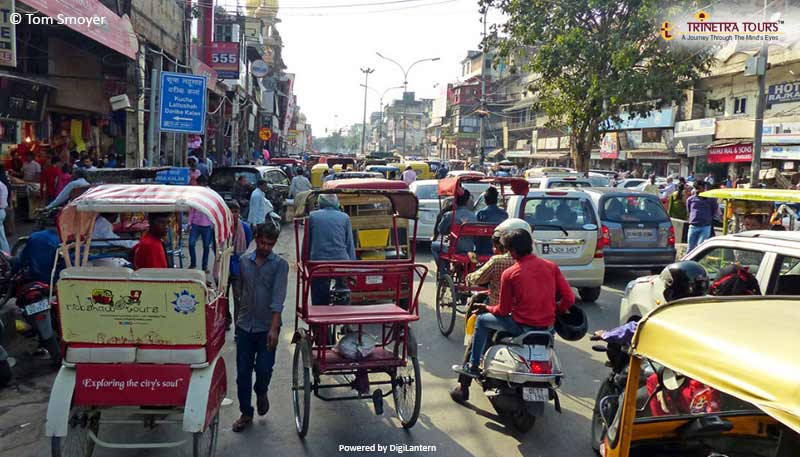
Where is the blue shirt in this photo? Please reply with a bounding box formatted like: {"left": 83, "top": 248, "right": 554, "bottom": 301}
{"left": 308, "top": 207, "right": 356, "bottom": 261}
{"left": 475, "top": 204, "right": 508, "bottom": 255}
{"left": 15, "top": 229, "right": 61, "bottom": 283}
{"left": 46, "top": 178, "right": 90, "bottom": 210}
{"left": 686, "top": 195, "right": 718, "bottom": 226}
{"left": 236, "top": 251, "right": 289, "bottom": 333}
{"left": 438, "top": 206, "right": 477, "bottom": 253}
{"left": 247, "top": 187, "right": 273, "bottom": 226}
{"left": 229, "top": 221, "right": 253, "bottom": 277}
{"left": 196, "top": 162, "right": 209, "bottom": 177}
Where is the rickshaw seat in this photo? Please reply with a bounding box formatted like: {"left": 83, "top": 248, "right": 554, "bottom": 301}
{"left": 66, "top": 344, "right": 208, "bottom": 364}
{"left": 66, "top": 344, "right": 137, "bottom": 364}
{"left": 306, "top": 304, "right": 418, "bottom": 325}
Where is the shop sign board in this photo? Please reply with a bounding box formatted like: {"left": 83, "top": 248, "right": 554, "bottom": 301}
{"left": 206, "top": 42, "right": 240, "bottom": 80}
{"left": 762, "top": 145, "right": 800, "bottom": 160}
{"left": 708, "top": 143, "right": 753, "bottom": 164}
{"left": 155, "top": 167, "right": 190, "bottom": 185}
{"left": 159, "top": 71, "right": 207, "bottom": 134}
{"left": 762, "top": 121, "right": 800, "bottom": 144}
{"left": 766, "top": 81, "right": 800, "bottom": 106}
{"left": 0, "top": 0, "right": 16, "bottom": 67}
{"left": 674, "top": 118, "right": 716, "bottom": 137}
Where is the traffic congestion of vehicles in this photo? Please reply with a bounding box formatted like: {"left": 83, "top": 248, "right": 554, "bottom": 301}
{"left": 1, "top": 155, "right": 799, "bottom": 457}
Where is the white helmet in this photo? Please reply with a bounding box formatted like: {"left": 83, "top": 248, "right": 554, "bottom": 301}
{"left": 494, "top": 218, "right": 532, "bottom": 238}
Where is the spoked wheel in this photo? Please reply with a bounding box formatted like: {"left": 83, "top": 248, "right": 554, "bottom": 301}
{"left": 292, "top": 337, "right": 312, "bottom": 438}
{"left": 51, "top": 409, "right": 100, "bottom": 457}
{"left": 435, "top": 274, "right": 457, "bottom": 337}
{"left": 392, "top": 354, "right": 421, "bottom": 429}
{"left": 193, "top": 412, "right": 219, "bottom": 457}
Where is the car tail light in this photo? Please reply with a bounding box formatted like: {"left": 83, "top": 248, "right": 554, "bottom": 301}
{"left": 595, "top": 226, "right": 610, "bottom": 258}
{"left": 668, "top": 225, "right": 676, "bottom": 246}
{"left": 529, "top": 360, "right": 552, "bottom": 374}
{"left": 546, "top": 191, "right": 567, "bottom": 196}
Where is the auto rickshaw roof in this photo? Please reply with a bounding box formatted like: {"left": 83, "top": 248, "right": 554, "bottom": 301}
{"left": 700, "top": 188, "right": 800, "bottom": 203}
{"left": 294, "top": 185, "right": 418, "bottom": 219}
{"left": 324, "top": 178, "right": 409, "bottom": 191}
{"left": 59, "top": 184, "right": 233, "bottom": 243}
{"left": 437, "top": 176, "right": 529, "bottom": 197}
{"left": 632, "top": 296, "right": 800, "bottom": 433}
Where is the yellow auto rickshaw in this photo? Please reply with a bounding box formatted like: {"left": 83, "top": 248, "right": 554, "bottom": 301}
{"left": 402, "top": 161, "right": 433, "bottom": 180}
{"left": 700, "top": 188, "right": 800, "bottom": 234}
{"left": 310, "top": 163, "right": 330, "bottom": 188}
{"left": 598, "top": 296, "right": 800, "bottom": 457}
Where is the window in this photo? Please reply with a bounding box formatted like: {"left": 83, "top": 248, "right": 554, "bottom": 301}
{"left": 522, "top": 198, "right": 597, "bottom": 231}
{"left": 209, "top": 169, "right": 259, "bottom": 191}
{"left": 602, "top": 196, "right": 669, "bottom": 223}
{"left": 708, "top": 98, "right": 725, "bottom": 115}
{"left": 734, "top": 96, "right": 747, "bottom": 115}
{"left": 414, "top": 184, "right": 438, "bottom": 200}
{"left": 215, "top": 24, "right": 234, "bottom": 42}
{"left": 693, "top": 246, "right": 764, "bottom": 281}
{"left": 769, "top": 255, "right": 800, "bottom": 295}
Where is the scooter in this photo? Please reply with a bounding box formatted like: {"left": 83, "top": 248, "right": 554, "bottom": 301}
{"left": 13, "top": 281, "right": 62, "bottom": 366}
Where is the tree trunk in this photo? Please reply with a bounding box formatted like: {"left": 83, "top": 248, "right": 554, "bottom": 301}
{"left": 570, "top": 133, "right": 591, "bottom": 173}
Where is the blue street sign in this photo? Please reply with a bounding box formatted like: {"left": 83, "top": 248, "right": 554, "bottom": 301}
{"left": 155, "top": 167, "right": 191, "bottom": 185}
{"left": 159, "top": 72, "right": 208, "bottom": 134}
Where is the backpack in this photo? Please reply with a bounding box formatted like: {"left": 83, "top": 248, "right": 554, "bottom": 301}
{"left": 709, "top": 264, "right": 761, "bottom": 296}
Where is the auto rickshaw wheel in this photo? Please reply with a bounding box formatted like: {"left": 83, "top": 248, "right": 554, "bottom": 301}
{"left": 591, "top": 379, "right": 616, "bottom": 454}
{"left": 292, "top": 337, "right": 312, "bottom": 438}
{"left": 192, "top": 411, "right": 219, "bottom": 457}
{"left": 51, "top": 408, "right": 100, "bottom": 457}
{"left": 435, "top": 274, "right": 457, "bottom": 336}
{"left": 392, "top": 354, "right": 421, "bottom": 429}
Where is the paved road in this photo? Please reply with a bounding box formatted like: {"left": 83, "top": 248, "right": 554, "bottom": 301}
{"left": 0, "top": 228, "right": 650, "bottom": 457}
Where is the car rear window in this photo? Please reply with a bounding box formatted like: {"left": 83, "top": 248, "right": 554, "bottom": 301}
{"left": 547, "top": 180, "right": 591, "bottom": 189}
{"left": 523, "top": 197, "right": 597, "bottom": 231}
{"left": 210, "top": 169, "right": 260, "bottom": 191}
{"left": 602, "top": 196, "right": 668, "bottom": 223}
{"left": 415, "top": 184, "right": 438, "bottom": 200}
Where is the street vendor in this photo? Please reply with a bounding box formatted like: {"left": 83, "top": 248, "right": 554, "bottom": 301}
{"left": 132, "top": 213, "right": 170, "bottom": 269}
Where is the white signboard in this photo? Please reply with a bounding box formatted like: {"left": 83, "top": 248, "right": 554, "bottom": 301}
{"left": 762, "top": 145, "right": 800, "bottom": 160}
{"left": 674, "top": 118, "right": 715, "bottom": 138}
{"left": 0, "top": 0, "right": 16, "bottom": 68}
{"left": 763, "top": 121, "right": 800, "bottom": 144}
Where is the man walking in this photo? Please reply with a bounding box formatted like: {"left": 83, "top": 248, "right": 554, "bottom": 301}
{"left": 289, "top": 168, "right": 312, "bottom": 198}
{"left": 226, "top": 201, "right": 252, "bottom": 329}
{"left": 402, "top": 165, "right": 417, "bottom": 185}
{"left": 247, "top": 180, "right": 273, "bottom": 227}
{"left": 686, "top": 181, "right": 717, "bottom": 251}
{"left": 232, "top": 223, "right": 288, "bottom": 432}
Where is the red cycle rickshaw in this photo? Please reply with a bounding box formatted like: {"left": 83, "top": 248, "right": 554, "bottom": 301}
{"left": 291, "top": 179, "right": 428, "bottom": 437}
{"left": 433, "top": 176, "right": 529, "bottom": 336}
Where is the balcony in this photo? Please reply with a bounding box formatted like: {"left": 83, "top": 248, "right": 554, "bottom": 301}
{"left": 507, "top": 119, "right": 536, "bottom": 131}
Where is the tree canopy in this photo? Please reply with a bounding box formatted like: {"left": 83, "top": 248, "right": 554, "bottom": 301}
{"left": 483, "top": 0, "right": 715, "bottom": 170}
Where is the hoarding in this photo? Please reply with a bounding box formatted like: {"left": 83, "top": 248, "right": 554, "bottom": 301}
{"left": 207, "top": 42, "right": 240, "bottom": 79}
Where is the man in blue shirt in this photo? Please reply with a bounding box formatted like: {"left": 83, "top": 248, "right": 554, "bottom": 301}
{"left": 225, "top": 201, "right": 252, "bottom": 330}
{"left": 45, "top": 168, "right": 91, "bottom": 211}
{"left": 686, "top": 181, "right": 718, "bottom": 251}
{"left": 14, "top": 228, "right": 61, "bottom": 284}
{"left": 232, "top": 223, "right": 288, "bottom": 433}
{"left": 431, "top": 189, "right": 477, "bottom": 275}
{"left": 475, "top": 187, "right": 508, "bottom": 255}
{"left": 307, "top": 194, "right": 355, "bottom": 305}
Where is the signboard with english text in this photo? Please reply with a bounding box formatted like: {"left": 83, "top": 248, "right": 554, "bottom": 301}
{"left": 0, "top": 0, "right": 16, "bottom": 67}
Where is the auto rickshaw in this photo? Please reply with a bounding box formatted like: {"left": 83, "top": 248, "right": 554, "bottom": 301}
{"left": 700, "top": 188, "right": 800, "bottom": 234}
{"left": 310, "top": 163, "right": 330, "bottom": 188}
{"left": 365, "top": 165, "right": 401, "bottom": 179}
{"left": 597, "top": 296, "right": 800, "bottom": 457}
{"left": 403, "top": 161, "right": 433, "bottom": 180}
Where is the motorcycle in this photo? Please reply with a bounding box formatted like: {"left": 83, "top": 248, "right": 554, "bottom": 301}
{"left": 14, "top": 281, "right": 62, "bottom": 366}
{"left": 589, "top": 331, "right": 631, "bottom": 453}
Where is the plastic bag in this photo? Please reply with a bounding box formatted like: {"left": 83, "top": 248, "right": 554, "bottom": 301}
{"left": 334, "top": 332, "right": 377, "bottom": 361}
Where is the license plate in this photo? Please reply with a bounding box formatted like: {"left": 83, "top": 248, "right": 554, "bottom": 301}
{"left": 625, "top": 228, "right": 655, "bottom": 239}
{"left": 541, "top": 244, "right": 581, "bottom": 257}
{"left": 24, "top": 298, "right": 50, "bottom": 316}
{"left": 365, "top": 275, "right": 383, "bottom": 285}
{"left": 522, "top": 387, "right": 549, "bottom": 402}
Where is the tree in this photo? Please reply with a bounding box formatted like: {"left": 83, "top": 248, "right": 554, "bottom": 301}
{"left": 483, "top": 0, "right": 715, "bottom": 171}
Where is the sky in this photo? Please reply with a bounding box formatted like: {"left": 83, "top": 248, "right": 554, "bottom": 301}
{"left": 276, "top": 0, "right": 504, "bottom": 136}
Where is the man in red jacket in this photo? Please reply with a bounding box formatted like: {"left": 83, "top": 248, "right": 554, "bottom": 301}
{"left": 459, "top": 228, "right": 575, "bottom": 376}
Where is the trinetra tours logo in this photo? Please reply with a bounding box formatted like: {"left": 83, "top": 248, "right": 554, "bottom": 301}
{"left": 659, "top": 10, "right": 785, "bottom": 44}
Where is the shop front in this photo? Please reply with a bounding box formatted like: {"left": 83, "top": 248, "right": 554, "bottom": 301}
{"left": 706, "top": 141, "right": 752, "bottom": 181}
{"left": 674, "top": 117, "right": 715, "bottom": 176}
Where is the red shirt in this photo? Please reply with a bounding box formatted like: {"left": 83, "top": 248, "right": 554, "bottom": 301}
{"left": 133, "top": 232, "right": 167, "bottom": 269}
{"left": 488, "top": 254, "right": 575, "bottom": 328}
{"left": 41, "top": 165, "right": 61, "bottom": 199}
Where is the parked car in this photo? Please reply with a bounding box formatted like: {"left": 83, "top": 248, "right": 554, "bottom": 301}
{"left": 209, "top": 166, "right": 290, "bottom": 218}
{"left": 527, "top": 176, "right": 593, "bottom": 190}
{"left": 507, "top": 189, "right": 605, "bottom": 302}
{"left": 583, "top": 188, "right": 676, "bottom": 273}
{"left": 586, "top": 173, "right": 612, "bottom": 187}
{"left": 615, "top": 178, "right": 647, "bottom": 189}
{"left": 446, "top": 170, "right": 485, "bottom": 178}
{"left": 619, "top": 230, "right": 800, "bottom": 324}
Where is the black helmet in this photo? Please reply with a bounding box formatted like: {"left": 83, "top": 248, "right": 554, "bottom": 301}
{"left": 660, "top": 261, "right": 709, "bottom": 302}
{"left": 555, "top": 306, "right": 588, "bottom": 341}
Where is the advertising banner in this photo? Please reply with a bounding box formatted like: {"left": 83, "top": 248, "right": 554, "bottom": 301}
{"left": 600, "top": 132, "right": 619, "bottom": 159}
{"left": 0, "top": 0, "right": 16, "bottom": 67}
{"left": 58, "top": 279, "right": 207, "bottom": 345}
{"left": 674, "top": 118, "right": 715, "bottom": 137}
{"left": 206, "top": 42, "right": 240, "bottom": 79}
{"left": 707, "top": 143, "right": 753, "bottom": 164}
{"left": 73, "top": 363, "right": 191, "bottom": 406}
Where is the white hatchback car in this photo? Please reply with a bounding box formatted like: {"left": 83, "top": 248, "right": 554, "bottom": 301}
{"left": 506, "top": 189, "right": 605, "bottom": 302}
{"left": 619, "top": 230, "right": 800, "bottom": 324}
{"left": 408, "top": 180, "right": 490, "bottom": 241}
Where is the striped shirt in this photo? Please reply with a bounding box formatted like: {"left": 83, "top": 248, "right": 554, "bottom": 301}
{"left": 466, "top": 253, "right": 516, "bottom": 306}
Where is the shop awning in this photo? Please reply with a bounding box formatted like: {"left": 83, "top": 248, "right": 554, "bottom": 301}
{"left": 531, "top": 152, "right": 570, "bottom": 160}
{"left": 487, "top": 148, "right": 505, "bottom": 159}
{"left": 624, "top": 149, "right": 677, "bottom": 159}
{"left": 506, "top": 150, "right": 532, "bottom": 158}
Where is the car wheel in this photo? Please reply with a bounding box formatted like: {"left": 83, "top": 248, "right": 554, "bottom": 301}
{"left": 579, "top": 287, "right": 602, "bottom": 303}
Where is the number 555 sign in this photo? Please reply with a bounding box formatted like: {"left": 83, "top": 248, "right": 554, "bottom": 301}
{"left": 206, "top": 42, "right": 240, "bottom": 79}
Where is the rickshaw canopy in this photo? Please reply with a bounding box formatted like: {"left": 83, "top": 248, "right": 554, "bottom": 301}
{"left": 437, "top": 176, "right": 529, "bottom": 197}
{"left": 632, "top": 297, "right": 800, "bottom": 433}
{"left": 58, "top": 184, "right": 233, "bottom": 244}
{"left": 701, "top": 188, "right": 800, "bottom": 203}
{"left": 294, "top": 184, "right": 418, "bottom": 219}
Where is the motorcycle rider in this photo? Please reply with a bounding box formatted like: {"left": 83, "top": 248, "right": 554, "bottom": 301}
{"left": 450, "top": 218, "right": 528, "bottom": 403}
{"left": 454, "top": 227, "right": 575, "bottom": 389}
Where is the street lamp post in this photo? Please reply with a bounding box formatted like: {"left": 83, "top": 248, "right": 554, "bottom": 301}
{"left": 360, "top": 68, "right": 375, "bottom": 156}
{"left": 376, "top": 52, "right": 439, "bottom": 156}
{"left": 361, "top": 84, "right": 404, "bottom": 153}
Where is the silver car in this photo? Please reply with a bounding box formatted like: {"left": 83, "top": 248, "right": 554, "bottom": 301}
{"left": 584, "top": 188, "right": 676, "bottom": 273}
{"left": 409, "top": 180, "right": 489, "bottom": 242}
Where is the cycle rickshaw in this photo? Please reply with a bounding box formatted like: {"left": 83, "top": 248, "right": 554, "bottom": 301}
{"left": 291, "top": 178, "right": 427, "bottom": 437}
{"left": 45, "top": 184, "right": 231, "bottom": 457}
{"left": 434, "top": 176, "right": 529, "bottom": 336}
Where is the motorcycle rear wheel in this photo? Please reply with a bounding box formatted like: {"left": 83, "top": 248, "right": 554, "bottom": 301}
{"left": 591, "top": 379, "right": 618, "bottom": 453}
{"left": 508, "top": 409, "right": 536, "bottom": 433}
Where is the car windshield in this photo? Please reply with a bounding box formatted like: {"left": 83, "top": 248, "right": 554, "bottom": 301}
{"left": 523, "top": 197, "right": 597, "bottom": 230}
{"left": 415, "top": 184, "right": 438, "bottom": 200}
{"left": 602, "top": 196, "right": 669, "bottom": 223}
{"left": 209, "top": 169, "right": 260, "bottom": 191}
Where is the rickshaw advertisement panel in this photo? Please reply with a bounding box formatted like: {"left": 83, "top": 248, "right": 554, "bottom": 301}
{"left": 57, "top": 280, "right": 207, "bottom": 345}
{"left": 73, "top": 364, "right": 192, "bottom": 407}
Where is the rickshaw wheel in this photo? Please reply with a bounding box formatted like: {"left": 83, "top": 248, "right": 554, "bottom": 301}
{"left": 392, "top": 355, "right": 421, "bottom": 429}
{"left": 192, "top": 411, "right": 219, "bottom": 457}
{"left": 292, "top": 337, "right": 312, "bottom": 438}
{"left": 435, "top": 274, "right": 457, "bottom": 337}
{"left": 51, "top": 409, "right": 100, "bottom": 457}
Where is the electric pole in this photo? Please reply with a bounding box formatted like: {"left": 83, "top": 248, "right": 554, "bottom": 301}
{"left": 750, "top": 0, "right": 769, "bottom": 188}
{"left": 360, "top": 68, "right": 374, "bottom": 156}
{"left": 478, "top": 8, "right": 488, "bottom": 165}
